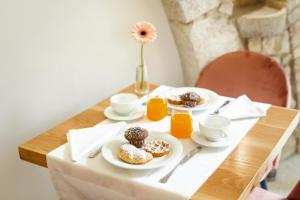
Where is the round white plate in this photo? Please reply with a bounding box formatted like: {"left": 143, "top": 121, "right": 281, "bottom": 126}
{"left": 102, "top": 132, "right": 183, "bottom": 170}
{"left": 166, "top": 87, "right": 219, "bottom": 111}
{"left": 191, "top": 131, "right": 232, "bottom": 148}
{"left": 104, "top": 106, "right": 145, "bottom": 121}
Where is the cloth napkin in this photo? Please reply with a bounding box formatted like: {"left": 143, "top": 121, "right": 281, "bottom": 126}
{"left": 218, "top": 95, "right": 268, "bottom": 120}
{"left": 138, "top": 85, "right": 172, "bottom": 104}
{"left": 67, "top": 121, "right": 126, "bottom": 162}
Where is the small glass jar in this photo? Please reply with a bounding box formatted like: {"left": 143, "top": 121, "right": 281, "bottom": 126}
{"left": 135, "top": 64, "right": 149, "bottom": 95}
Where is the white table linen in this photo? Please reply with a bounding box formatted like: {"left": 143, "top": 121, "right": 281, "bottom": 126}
{"left": 67, "top": 122, "right": 127, "bottom": 162}
{"left": 219, "top": 95, "right": 267, "bottom": 120}
{"left": 47, "top": 86, "right": 271, "bottom": 200}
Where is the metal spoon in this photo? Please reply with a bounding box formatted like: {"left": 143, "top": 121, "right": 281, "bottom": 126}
{"left": 211, "top": 100, "right": 231, "bottom": 115}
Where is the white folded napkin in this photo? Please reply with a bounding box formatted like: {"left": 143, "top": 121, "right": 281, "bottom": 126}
{"left": 67, "top": 121, "right": 126, "bottom": 162}
{"left": 218, "top": 95, "right": 267, "bottom": 120}
{"left": 138, "top": 85, "right": 172, "bottom": 104}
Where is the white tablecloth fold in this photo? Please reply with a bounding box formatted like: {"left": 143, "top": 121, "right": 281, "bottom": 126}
{"left": 68, "top": 121, "right": 126, "bottom": 162}
{"left": 219, "top": 95, "right": 267, "bottom": 120}
{"left": 137, "top": 85, "right": 172, "bottom": 105}
{"left": 47, "top": 86, "right": 271, "bottom": 200}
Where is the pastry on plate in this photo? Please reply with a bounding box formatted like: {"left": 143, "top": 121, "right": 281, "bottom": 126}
{"left": 144, "top": 140, "right": 170, "bottom": 157}
{"left": 167, "top": 95, "right": 182, "bottom": 105}
{"left": 124, "top": 127, "right": 148, "bottom": 148}
{"left": 167, "top": 91, "right": 205, "bottom": 108}
{"left": 180, "top": 92, "right": 204, "bottom": 108}
{"left": 180, "top": 91, "right": 200, "bottom": 101}
{"left": 182, "top": 100, "right": 198, "bottom": 108}
{"left": 119, "top": 144, "right": 153, "bottom": 164}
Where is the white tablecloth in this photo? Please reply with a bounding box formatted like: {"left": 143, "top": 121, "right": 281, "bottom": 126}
{"left": 47, "top": 86, "right": 271, "bottom": 200}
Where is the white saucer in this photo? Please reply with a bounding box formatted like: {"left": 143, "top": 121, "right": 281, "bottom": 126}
{"left": 191, "top": 131, "right": 232, "bottom": 148}
{"left": 104, "top": 106, "right": 145, "bottom": 121}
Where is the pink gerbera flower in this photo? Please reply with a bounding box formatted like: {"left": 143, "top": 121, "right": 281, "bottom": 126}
{"left": 131, "top": 21, "right": 157, "bottom": 44}
{"left": 131, "top": 21, "right": 157, "bottom": 94}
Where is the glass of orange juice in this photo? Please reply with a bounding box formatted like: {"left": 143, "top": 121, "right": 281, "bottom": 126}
{"left": 147, "top": 97, "right": 168, "bottom": 121}
{"left": 170, "top": 109, "right": 193, "bottom": 138}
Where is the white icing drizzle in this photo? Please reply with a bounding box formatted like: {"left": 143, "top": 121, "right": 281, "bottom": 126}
{"left": 120, "top": 144, "right": 149, "bottom": 160}
{"left": 144, "top": 140, "right": 170, "bottom": 153}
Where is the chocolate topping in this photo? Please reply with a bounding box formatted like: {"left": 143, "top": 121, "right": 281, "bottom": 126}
{"left": 182, "top": 100, "right": 198, "bottom": 107}
{"left": 124, "top": 127, "right": 148, "bottom": 148}
{"left": 180, "top": 92, "right": 201, "bottom": 102}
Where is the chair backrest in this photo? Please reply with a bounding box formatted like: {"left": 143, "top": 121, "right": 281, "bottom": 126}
{"left": 196, "top": 51, "right": 290, "bottom": 107}
{"left": 287, "top": 181, "right": 300, "bottom": 200}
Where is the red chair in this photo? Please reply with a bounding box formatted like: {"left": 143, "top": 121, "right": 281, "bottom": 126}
{"left": 196, "top": 51, "right": 291, "bottom": 107}
{"left": 247, "top": 181, "right": 300, "bottom": 200}
{"left": 195, "top": 51, "right": 291, "bottom": 187}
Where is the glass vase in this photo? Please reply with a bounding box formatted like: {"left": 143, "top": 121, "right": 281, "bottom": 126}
{"left": 135, "top": 64, "right": 149, "bottom": 95}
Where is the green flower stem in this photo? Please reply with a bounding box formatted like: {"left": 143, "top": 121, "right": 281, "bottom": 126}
{"left": 140, "top": 44, "right": 144, "bottom": 90}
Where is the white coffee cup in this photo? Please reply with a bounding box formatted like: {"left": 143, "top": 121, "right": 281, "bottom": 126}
{"left": 110, "top": 93, "right": 138, "bottom": 115}
{"left": 199, "top": 115, "right": 231, "bottom": 142}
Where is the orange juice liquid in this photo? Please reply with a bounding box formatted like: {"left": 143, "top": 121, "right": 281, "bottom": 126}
{"left": 171, "top": 113, "right": 193, "bottom": 138}
{"left": 147, "top": 98, "right": 168, "bottom": 121}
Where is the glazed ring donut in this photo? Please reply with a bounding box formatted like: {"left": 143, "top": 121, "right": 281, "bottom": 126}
{"left": 119, "top": 144, "right": 153, "bottom": 164}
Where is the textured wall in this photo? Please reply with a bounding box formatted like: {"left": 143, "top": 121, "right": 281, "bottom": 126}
{"left": 162, "top": 0, "right": 243, "bottom": 86}
{"left": 0, "top": 0, "right": 183, "bottom": 199}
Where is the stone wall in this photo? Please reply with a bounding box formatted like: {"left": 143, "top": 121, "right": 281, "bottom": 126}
{"left": 288, "top": 0, "right": 300, "bottom": 155}
{"left": 162, "top": 0, "right": 300, "bottom": 159}
{"left": 162, "top": 0, "right": 243, "bottom": 86}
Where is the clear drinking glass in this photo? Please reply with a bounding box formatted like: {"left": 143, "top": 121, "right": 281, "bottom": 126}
{"left": 147, "top": 96, "right": 168, "bottom": 121}
{"left": 170, "top": 109, "right": 193, "bottom": 138}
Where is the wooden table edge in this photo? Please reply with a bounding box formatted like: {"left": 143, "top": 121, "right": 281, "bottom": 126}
{"left": 238, "top": 110, "right": 299, "bottom": 200}
{"left": 18, "top": 84, "right": 159, "bottom": 167}
{"left": 190, "top": 107, "right": 299, "bottom": 200}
